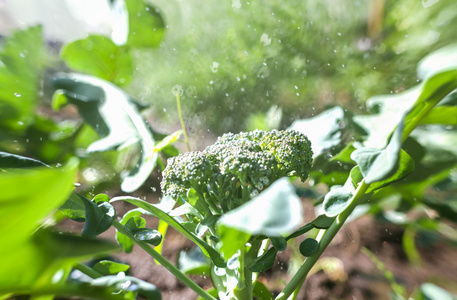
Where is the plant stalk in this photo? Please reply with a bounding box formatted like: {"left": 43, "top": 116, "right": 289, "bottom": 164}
{"left": 275, "top": 180, "right": 369, "bottom": 300}
{"left": 176, "top": 93, "right": 191, "bottom": 152}
{"left": 112, "top": 220, "right": 216, "bottom": 300}
{"left": 74, "top": 263, "right": 102, "bottom": 279}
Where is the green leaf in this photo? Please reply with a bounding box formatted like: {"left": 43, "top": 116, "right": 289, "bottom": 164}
{"left": 299, "top": 238, "right": 319, "bottom": 257}
{"left": 116, "top": 209, "right": 143, "bottom": 253}
{"left": 91, "top": 275, "right": 161, "bottom": 300}
{"left": 269, "top": 236, "right": 287, "bottom": 251}
{"left": 177, "top": 247, "right": 210, "bottom": 275}
{"left": 0, "top": 158, "right": 119, "bottom": 288}
{"left": 289, "top": 106, "right": 345, "bottom": 157}
{"left": 0, "top": 158, "right": 78, "bottom": 248}
{"left": 420, "top": 283, "right": 457, "bottom": 300}
{"left": 0, "top": 26, "right": 45, "bottom": 132}
{"left": 60, "top": 191, "right": 86, "bottom": 222}
{"left": 154, "top": 130, "right": 183, "bottom": 153}
{"left": 93, "top": 260, "right": 130, "bottom": 276}
{"left": 402, "top": 69, "right": 457, "bottom": 141}
{"left": 93, "top": 194, "right": 110, "bottom": 204}
{"left": 322, "top": 187, "right": 353, "bottom": 217}
{"left": 61, "top": 35, "right": 133, "bottom": 86}
{"left": 111, "top": 196, "right": 226, "bottom": 267}
{"left": 217, "top": 225, "right": 251, "bottom": 261}
{"left": 51, "top": 73, "right": 157, "bottom": 192}
{"left": 330, "top": 143, "right": 356, "bottom": 163}
{"left": 196, "top": 214, "right": 221, "bottom": 236}
{"left": 286, "top": 215, "right": 335, "bottom": 240}
{"left": 252, "top": 280, "right": 273, "bottom": 300}
{"left": 351, "top": 117, "right": 405, "bottom": 184}
{"left": 218, "top": 178, "right": 303, "bottom": 236}
{"left": 35, "top": 229, "right": 117, "bottom": 259}
{"left": 124, "top": 215, "right": 147, "bottom": 232}
{"left": 125, "top": 0, "right": 165, "bottom": 48}
{"left": 417, "top": 43, "right": 457, "bottom": 80}
{"left": 133, "top": 229, "right": 162, "bottom": 246}
{"left": 350, "top": 149, "right": 415, "bottom": 193}
{"left": 217, "top": 178, "right": 303, "bottom": 259}
{"left": 311, "top": 215, "right": 336, "bottom": 229}
{"left": 0, "top": 151, "right": 48, "bottom": 168}
{"left": 421, "top": 106, "right": 457, "bottom": 125}
{"left": 249, "top": 248, "right": 278, "bottom": 272}
{"left": 79, "top": 193, "right": 116, "bottom": 239}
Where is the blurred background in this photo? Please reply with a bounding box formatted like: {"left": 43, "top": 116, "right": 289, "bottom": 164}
{"left": 1, "top": 1, "right": 457, "bottom": 298}
{"left": 2, "top": 0, "right": 456, "bottom": 135}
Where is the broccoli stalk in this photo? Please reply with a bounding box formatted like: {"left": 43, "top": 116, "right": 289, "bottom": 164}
{"left": 160, "top": 129, "right": 313, "bottom": 215}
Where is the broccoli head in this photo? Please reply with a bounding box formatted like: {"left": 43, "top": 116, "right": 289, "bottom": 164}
{"left": 160, "top": 129, "right": 312, "bottom": 212}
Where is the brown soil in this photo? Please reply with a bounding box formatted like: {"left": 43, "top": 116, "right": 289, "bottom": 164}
{"left": 58, "top": 195, "right": 457, "bottom": 300}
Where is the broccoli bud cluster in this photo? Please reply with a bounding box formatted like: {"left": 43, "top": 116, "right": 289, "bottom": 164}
{"left": 160, "top": 129, "right": 313, "bottom": 212}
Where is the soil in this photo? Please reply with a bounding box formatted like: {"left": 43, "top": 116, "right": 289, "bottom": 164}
{"left": 58, "top": 193, "right": 457, "bottom": 300}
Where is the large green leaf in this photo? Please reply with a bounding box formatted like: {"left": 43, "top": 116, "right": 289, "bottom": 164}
{"left": 0, "top": 151, "right": 48, "bottom": 168}
{"left": 417, "top": 43, "right": 457, "bottom": 80}
{"left": 351, "top": 118, "right": 407, "bottom": 184}
{"left": 289, "top": 106, "right": 345, "bottom": 157}
{"left": 350, "top": 150, "right": 415, "bottom": 193}
{"left": 0, "top": 26, "right": 45, "bottom": 132}
{"left": 52, "top": 73, "right": 157, "bottom": 192}
{"left": 217, "top": 178, "right": 303, "bottom": 236}
{"left": 0, "top": 158, "right": 79, "bottom": 287}
{"left": 124, "top": 0, "right": 165, "bottom": 48}
{"left": 111, "top": 196, "right": 226, "bottom": 267}
{"left": 353, "top": 68, "right": 457, "bottom": 149}
{"left": 419, "top": 283, "right": 457, "bottom": 300}
{"left": 61, "top": 35, "right": 133, "bottom": 86}
{"left": 217, "top": 178, "right": 303, "bottom": 259}
{"left": 420, "top": 106, "right": 457, "bottom": 125}
{"left": 402, "top": 69, "right": 457, "bottom": 142}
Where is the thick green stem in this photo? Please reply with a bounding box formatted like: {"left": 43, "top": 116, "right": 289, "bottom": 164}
{"left": 74, "top": 263, "right": 102, "bottom": 279}
{"left": 275, "top": 180, "right": 369, "bottom": 300}
{"left": 234, "top": 246, "right": 252, "bottom": 300}
{"left": 112, "top": 221, "right": 216, "bottom": 300}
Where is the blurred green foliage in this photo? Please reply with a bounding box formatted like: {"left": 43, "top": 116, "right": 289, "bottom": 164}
{"left": 129, "top": 0, "right": 457, "bottom": 133}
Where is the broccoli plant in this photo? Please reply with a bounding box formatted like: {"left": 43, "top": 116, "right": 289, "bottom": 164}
{"left": 3, "top": 19, "right": 457, "bottom": 299}
{"left": 103, "top": 63, "right": 457, "bottom": 300}
{"left": 161, "top": 130, "right": 313, "bottom": 213}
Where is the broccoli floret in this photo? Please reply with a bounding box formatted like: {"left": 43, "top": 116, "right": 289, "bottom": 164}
{"left": 160, "top": 151, "right": 215, "bottom": 199}
{"left": 160, "top": 129, "right": 313, "bottom": 213}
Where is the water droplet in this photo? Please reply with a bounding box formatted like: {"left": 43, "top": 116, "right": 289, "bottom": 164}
{"left": 260, "top": 33, "right": 271, "bottom": 46}
{"left": 120, "top": 280, "right": 131, "bottom": 289}
{"left": 210, "top": 61, "right": 219, "bottom": 73}
{"left": 14, "top": 93, "right": 21, "bottom": 97}
{"left": 171, "top": 85, "right": 183, "bottom": 96}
